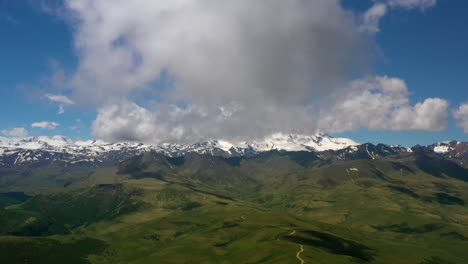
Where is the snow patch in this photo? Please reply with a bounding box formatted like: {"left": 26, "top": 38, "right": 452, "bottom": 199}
{"left": 214, "top": 140, "right": 235, "bottom": 152}
{"left": 434, "top": 145, "right": 450, "bottom": 153}
{"left": 0, "top": 133, "right": 362, "bottom": 166}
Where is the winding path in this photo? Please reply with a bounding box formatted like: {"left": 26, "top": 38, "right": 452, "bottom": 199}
{"left": 296, "top": 245, "right": 305, "bottom": 264}
{"left": 278, "top": 228, "right": 304, "bottom": 263}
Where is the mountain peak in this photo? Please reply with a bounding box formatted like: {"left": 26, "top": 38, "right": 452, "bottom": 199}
{"left": 0, "top": 133, "right": 360, "bottom": 166}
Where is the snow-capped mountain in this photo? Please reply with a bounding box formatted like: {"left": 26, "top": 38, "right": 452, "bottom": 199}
{"left": 416, "top": 140, "right": 468, "bottom": 160}
{"left": 319, "top": 143, "right": 412, "bottom": 161}
{"left": 0, "top": 136, "right": 73, "bottom": 149}
{"left": 242, "top": 133, "right": 359, "bottom": 152}
{"left": 2, "top": 133, "right": 465, "bottom": 168}
{"left": 0, "top": 133, "right": 359, "bottom": 167}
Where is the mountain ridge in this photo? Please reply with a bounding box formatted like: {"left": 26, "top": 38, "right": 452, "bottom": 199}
{"left": 1, "top": 134, "right": 468, "bottom": 263}
{"left": 0, "top": 133, "right": 357, "bottom": 166}
{"left": 0, "top": 133, "right": 358, "bottom": 152}
{"left": 0, "top": 133, "right": 466, "bottom": 167}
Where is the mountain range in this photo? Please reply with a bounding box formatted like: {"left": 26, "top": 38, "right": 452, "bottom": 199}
{"left": 1, "top": 133, "right": 466, "bottom": 167}
{"left": 0, "top": 133, "right": 358, "bottom": 166}
{"left": 1, "top": 133, "right": 468, "bottom": 263}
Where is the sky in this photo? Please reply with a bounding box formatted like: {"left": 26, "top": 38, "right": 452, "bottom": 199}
{"left": 0, "top": 0, "right": 467, "bottom": 146}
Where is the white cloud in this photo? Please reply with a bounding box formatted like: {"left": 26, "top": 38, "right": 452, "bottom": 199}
{"left": 1, "top": 128, "right": 29, "bottom": 137}
{"left": 387, "top": 0, "right": 437, "bottom": 10}
{"left": 361, "top": 0, "right": 437, "bottom": 34}
{"left": 92, "top": 76, "right": 450, "bottom": 143}
{"left": 46, "top": 94, "right": 74, "bottom": 114}
{"left": 360, "top": 3, "right": 388, "bottom": 34}
{"left": 454, "top": 103, "right": 468, "bottom": 133}
{"left": 31, "top": 121, "right": 60, "bottom": 130}
{"left": 66, "top": 0, "right": 370, "bottom": 103}
{"left": 39, "top": 0, "right": 449, "bottom": 143}
{"left": 46, "top": 94, "right": 74, "bottom": 105}
{"left": 391, "top": 98, "right": 449, "bottom": 131}
{"left": 93, "top": 98, "right": 327, "bottom": 143}
{"left": 92, "top": 102, "right": 263, "bottom": 143}
{"left": 92, "top": 102, "right": 160, "bottom": 143}
{"left": 64, "top": 0, "right": 369, "bottom": 142}
{"left": 319, "top": 76, "right": 449, "bottom": 132}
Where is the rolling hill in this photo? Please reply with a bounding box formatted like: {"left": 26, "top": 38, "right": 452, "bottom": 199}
{"left": 0, "top": 135, "right": 467, "bottom": 263}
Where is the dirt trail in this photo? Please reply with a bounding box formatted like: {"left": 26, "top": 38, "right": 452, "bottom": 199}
{"left": 296, "top": 245, "right": 305, "bottom": 264}
{"left": 278, "top": 227, "right": 304, "bottom": 263}
{"left": 114, "top": 196, "right": 126, "bottom": 214}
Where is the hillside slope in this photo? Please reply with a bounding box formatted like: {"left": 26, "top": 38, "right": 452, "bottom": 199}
{"left": 1, "top": 148, "right": 468, "bottom": 263}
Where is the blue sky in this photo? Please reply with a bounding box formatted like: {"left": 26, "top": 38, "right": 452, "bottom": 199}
{"left": 0, "top": 0, "right": 467, "bottom": 146}
{"left": 337, "top": 0, "right": 468, "bottom": 145}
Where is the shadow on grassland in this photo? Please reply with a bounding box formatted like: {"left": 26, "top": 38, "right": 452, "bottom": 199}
{"left": 0, "top": 237, "right": 107, "bottom": 264}
{"left": 283, "top": 230, "right": 375, "bottom": 262}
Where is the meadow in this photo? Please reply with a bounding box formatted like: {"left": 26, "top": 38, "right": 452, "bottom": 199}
{"left": 0, "top": 151, "right": 467, "bottom": 263}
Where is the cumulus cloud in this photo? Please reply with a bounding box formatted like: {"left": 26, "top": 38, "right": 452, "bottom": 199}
{"left": 1, "top": 128, "right": 28, "bottom": 137}
{"left": 92, "top": 76, "right": 449, "bottom": 143}
{"left": 454, "top": 103, "right": 468, "bottom": 133}
{"left": 92, "top": 100, "right": 323, "bottom": 143}
{"left": 390, "top": 98, "right": 448, "bottom": 131}
{"left": 319, "top": 76, "right": 449, "bottom": 132}
{"left": 63, "top": 0, "right": 369, "bottom": 142}
{"left": 31, "top": 121, "right": 60, "bottom": 130}
{"left": 38, "top": 0, "right": 449, "bottom": 143}
{"left": 66, "top": 0, "right": 370, "bottom": 103}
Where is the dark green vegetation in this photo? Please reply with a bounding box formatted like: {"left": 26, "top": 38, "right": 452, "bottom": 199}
{"left": 0, "top": 237, "right": 107, "bottom": 264}
{"left": 0, "top": 184, "right": 144, "bottom": 236}
{"left": 0, "top": 192, "right": 31, "bottom": 207}
{"left": 1, "top": 150, "right": 468, "bottom": 263}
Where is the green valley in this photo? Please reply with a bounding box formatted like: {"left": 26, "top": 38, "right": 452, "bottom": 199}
{"left": 1, "top": 150, "right": 468, "bottom": 263}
